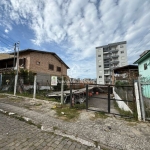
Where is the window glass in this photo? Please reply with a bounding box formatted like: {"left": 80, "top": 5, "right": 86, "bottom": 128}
{"left": 49, "top": 64, "right": 54, "bottom": 70}
{"left": 57, "top": 66, "right": 61, "bottom": 72}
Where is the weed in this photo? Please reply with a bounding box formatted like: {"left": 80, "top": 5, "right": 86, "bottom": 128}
{"left": 95, "top": 112, "right": 108, "bottom": 119}
{"left": 53, "top": 126, "right": 58, "bottom": 131}
{"left": 0, "top": 94, "right": 7, "bottom": 98}
{"left": 55, "top": 105, "right": 80, "bottom": 120}
{"left": 73, "top": 103, "right": 86, "bottom": 110}
{"left": 114, "top": 101, "right": 138, "bottom": 121}
{"left": 34, "top": 103, "right": 42, "bottom": 106}
{"left": 94, "top": 141, "right": 98, "bottom": 148}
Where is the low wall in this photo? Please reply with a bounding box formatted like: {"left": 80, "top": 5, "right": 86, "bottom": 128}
{"left": 113, "top": 88, "right": 133, "bottom": 113}
{"left": 24, "top": 85, "right": 51, "bottom": 90}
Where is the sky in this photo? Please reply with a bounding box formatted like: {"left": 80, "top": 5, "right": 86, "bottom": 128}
{"left": 0, "top": 0, "right": 150, "bottom": 79}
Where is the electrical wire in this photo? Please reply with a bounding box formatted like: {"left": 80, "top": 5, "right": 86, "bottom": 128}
{"left": 0, "top": 29, "right": 16, "bottom": 43}
{"left": 0, "top": 35, "right": 14, "bottom": 45}
{"left": 0, "top": 38, "right": 12, "bottom": 47}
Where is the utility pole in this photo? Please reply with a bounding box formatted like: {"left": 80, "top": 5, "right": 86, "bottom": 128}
{"left": 14, "top": 42, "right": 20, "bottom": 96}
{"left": 13, "top": 43, "right": 16, "bottom": 67}
{"left": 61, "top": 75, "right": 64, "bottom": 104}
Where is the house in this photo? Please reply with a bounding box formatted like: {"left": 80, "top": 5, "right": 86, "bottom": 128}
{"left": 0, "top": 49, "right": 69, "bottom": 75}
{"left": 0, "top": 53, "right": 15, "bottom": 72}
{"left": 134, "top": 50, "right": 150, "bottom": 98}
{"left": 134, "top": 50, "right": 150, "bottom": 78}
{"left": 112, "top": 65, "right": 139, "bottom": 85}
{"left": 0, "top": 49, "right": 69, "bottom": 86}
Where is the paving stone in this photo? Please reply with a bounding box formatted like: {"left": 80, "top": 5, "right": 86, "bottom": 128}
{"left": 1, "top": 97, "right": 150, "bottom": 150}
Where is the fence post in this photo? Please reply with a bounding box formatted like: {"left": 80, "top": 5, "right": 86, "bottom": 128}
{"left": 61, "top": 76, "right": 64, "bottom": 105}
{"left": 33, "top": 73, "right": 37, "bottom": 99}
{"left": 138, "top": 77, "right": 145, "bottom": 121}
{"left": 14, "top": 74, "right": 18, "bottom": 96}
{"left": 70, "top": 81, "right": 72, "bottom": 108}
{"left": 86, "top": 84, "right": 88, "bottom": 110}
{"left": 134, "top": 82, "right": 142, "bottom": 121}
{"left": 108, "top": 85, "right": 111, "bottom": 113}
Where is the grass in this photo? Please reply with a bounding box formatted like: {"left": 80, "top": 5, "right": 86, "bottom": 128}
{"left": 0, "top": 94, "right": 7, "bottom": 98}
{"left": 53, "top": 104, "right": 86, "bottom": 120}
{"left": 95, "top": 111, "right": 108, "bottom": 119}
{"left": 114, "top": 101, "right": 138, "bottom": 120}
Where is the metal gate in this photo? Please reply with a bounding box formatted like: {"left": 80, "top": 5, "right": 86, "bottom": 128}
{"left": 86, "top": 84, "right": 137, "bottom": 118}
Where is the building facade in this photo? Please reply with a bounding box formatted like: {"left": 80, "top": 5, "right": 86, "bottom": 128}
{"left": 96, "top": 41, "right": 128, "bottom": 84}
{"left": 0, "top": 49, "right": 69, "bottom": 76}
{"left": 134, "top": 50, "right": 150, "bottom": 78}
{"left": 112, "top": 65, "right": 138, "bottom": 85}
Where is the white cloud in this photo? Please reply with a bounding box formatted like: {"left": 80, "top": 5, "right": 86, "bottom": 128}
{"left": 4, "top": 29, "right": 9, "bottom": 33}
{"left": 0, "top": 0, "right": 150, "bottom": 78}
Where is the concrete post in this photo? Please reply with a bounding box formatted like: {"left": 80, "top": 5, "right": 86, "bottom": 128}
{"left": 33, "top": 73, "right": 37, "bottom": 99}
{"left": 61, "top": 76, "right": 64, "bottom": 104}
{"left": 134, "top": 82, "right": 142, "bottom": 121}
{"left": 138, "top": 77, "right": 145, "bottom": 121}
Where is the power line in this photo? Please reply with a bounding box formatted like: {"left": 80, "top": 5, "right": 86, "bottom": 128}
{"left": 0, "top": 38, "right": 12, "bottom": 47}
{"left": 0, "top": 35, "right": 14, "bottom": 45}
{"left": 0, "top": 29, "right": 16, "bottom": 43}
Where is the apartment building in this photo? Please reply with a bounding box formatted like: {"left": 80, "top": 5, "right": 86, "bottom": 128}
{"left": 96, "top": 41, "right": 128, "bottom": 84}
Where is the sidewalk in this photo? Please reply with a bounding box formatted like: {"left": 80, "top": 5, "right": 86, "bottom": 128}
{"left": 0, "top": 94, "right": 150, "bottom": 150}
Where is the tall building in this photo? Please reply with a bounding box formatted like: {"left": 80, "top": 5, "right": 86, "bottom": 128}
{"left": 96, "top": 41, "right": 128, "bottom": 84}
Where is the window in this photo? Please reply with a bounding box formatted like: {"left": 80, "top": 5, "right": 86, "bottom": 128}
{"left": 121, "top": 51, "right": 124, "bottom": 53}
{"left": 120, "top": 45, "right": 124, "bottom": 48}
{"left": 57, "top": 66, "right": 61, "bottom": 72}
{"left": 144, "top": 63, "right": 147, "bottom": 70}
{"left": 19, "top": 58, "right": 26, "bottom": 68}
{"left": 36, "top": 61, "right": 40, "bottom": 65}
{"left": 99, "top": 65, "right": 101, "bottom": 67}
{"left": 98, "top": 55, "right": 101, "bottom": 57}
{"left": 49, "top": 64, "right": 54, "bottom": 70}
{"left": 99, "top": 76, "right": 102, "bottom": 78}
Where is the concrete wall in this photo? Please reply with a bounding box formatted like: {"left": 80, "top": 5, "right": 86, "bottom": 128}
{"left": 113, "top": 88, "right": 133, "bottom": 113}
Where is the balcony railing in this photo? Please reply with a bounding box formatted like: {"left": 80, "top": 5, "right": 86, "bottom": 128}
{"left": 111, "top": 55, "right": 119, "bottom": 58}
{"left": 0, "top": 67, "right": 14, "bottom": 73}
{"left": 111, "top": 49, "right": 118, "bottom": 53}
{"left": 104, "top": 56, "right": 110, "bottom": 59}
{"left": 112, "top": 60, "right": 119, "bottom": 64}
{"left": 105, "top": 78, "right": 111, "bottom": 81}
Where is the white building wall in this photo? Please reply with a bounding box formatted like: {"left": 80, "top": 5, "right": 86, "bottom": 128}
{"left": 96, "top": 48, "right": 104, "bottom": 84}
{"left": 96, "top": 41, "right": 128, "bottom": 84}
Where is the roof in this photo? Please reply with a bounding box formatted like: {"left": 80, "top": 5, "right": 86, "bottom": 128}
{"left": 134, "top": 50, "right": 150, "bottom": 64}
{"left": 96, "top": 41, "right": 126, "bottom": 49}
{"left": 10, "top": 49, "right": 69, "bottom": 69}
{"left": 0, "top": 54, "right": 14, "bottom": 60}
{"left": 113, "top": 65, "right": 138, "bottom": 72}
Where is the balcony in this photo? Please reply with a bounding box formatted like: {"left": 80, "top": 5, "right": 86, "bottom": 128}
{"left": 112, "top": 60, "right": 119, "bottom": 64}
{"left": 111, "top": 55, "right": 119, "bottom": 58}
{"left": 104, "top": 56, "right": 110, "bottom": 59}
{"left": 104, "top": 61, "right": 110, "bottom": 64}
{"left": 0, "top": 67, "right": 14, "bottom": 73}
{"left": 104, "top": 72, "right": 110, "bottom": 75}
{"left": 111, "top": 49, "right": 118, "bottom": 53}
{"left": 103, "top": 50, "right": 110, "bottom": 54}
{"left": 105, "top": 78, "right": 111, "bottom": 81}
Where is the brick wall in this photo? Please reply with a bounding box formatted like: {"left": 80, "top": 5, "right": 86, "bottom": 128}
{"left": 19, "top": 51, "right": 68, "bottom": 76}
